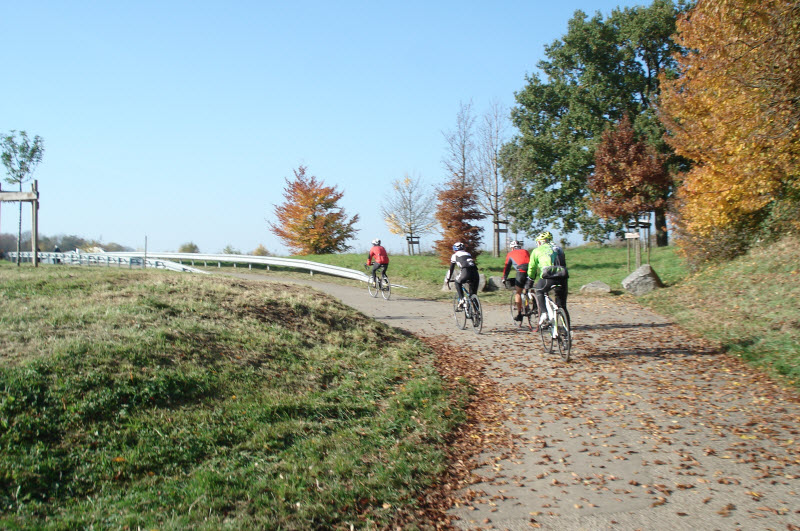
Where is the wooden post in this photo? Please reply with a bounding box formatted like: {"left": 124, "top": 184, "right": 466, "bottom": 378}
{"left": 627, "top": 237, "right": 631, "bottom": 272}
{"left": 625, "top": 229, "right": 640, "bottom": 272}
{"left": 635, "top": 234, "right": 642, "bottom": 269}
{"left": 0, "top": 180, "right": 40, "bottom": 267}
{"left": 32, "top": 181, "right": 39, "bottom": 267}
{"left": 493, "top": 219, "right": 509, "bottom": 258}
{"left": 406, "top": 234, "right": 420, "bottom": 256}
{"left": 626, "top": 216, "right": 652, "bottom": 270}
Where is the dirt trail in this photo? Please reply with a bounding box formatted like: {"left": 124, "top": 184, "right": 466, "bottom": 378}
{"left": 230, "top": 273, "right": 800, "bottom": 530}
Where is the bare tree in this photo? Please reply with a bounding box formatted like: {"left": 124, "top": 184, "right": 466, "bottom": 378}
{"left": 381, "top": 173, "right": 436, "bottom": 255}
{"left": 474, "top": 100, "right": 510, "bottom": 257}
{"left": 442, "top": 101, "right": 476, "bottom": 188}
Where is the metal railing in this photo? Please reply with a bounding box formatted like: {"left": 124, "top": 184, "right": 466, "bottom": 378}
{"left": 5, "top": 251, "right": 208, "bottom": 274}
{"left": 3, "top": 251, "right": 401, "bottom": 286}
{"left": 109, "top": 252, "right": 373, "bottom": 282}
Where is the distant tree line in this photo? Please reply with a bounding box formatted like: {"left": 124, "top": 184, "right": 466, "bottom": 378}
{"left": 0, "top": 232, "right": 134, "bottom": 254}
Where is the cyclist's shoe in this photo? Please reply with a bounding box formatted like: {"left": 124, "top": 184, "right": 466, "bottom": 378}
{"left": 458, "top": 298, "right": 466, "bottom": 309}
{"left": 536, "top": 313, "right": 548, "bottom": 331}
{"left": 514, "top": 313, "right": 523, "bottom": 322}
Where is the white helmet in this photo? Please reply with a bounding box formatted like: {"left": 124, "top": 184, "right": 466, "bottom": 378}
{"left": 371, "top": 239, "right": 381, "bottom": 246}
{"left": 509, "top": 240, "right": 522, "bottom": 250}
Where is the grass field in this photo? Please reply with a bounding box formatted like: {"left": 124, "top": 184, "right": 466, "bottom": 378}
{"left": 213, "top": 242, "right": 686, "bottom": 304}
{"left": 641, "top": 236, "right": 800, "bottom": 385}
{"left": 0, "top": 265, "right": 466, "bottom": 529}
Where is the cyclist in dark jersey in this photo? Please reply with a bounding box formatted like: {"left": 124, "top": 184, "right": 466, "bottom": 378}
{"left": 501, "top": 240, "right": 530, "bottom": 322}
{"left": 446, "top": 242, "right": 479, "bottom": 307}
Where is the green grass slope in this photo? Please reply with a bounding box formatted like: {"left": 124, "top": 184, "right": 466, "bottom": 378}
{"left": 0, "top": 264, "right": 464, "bottom": 529}
{"left": 254, "top": 243, "right": 685, "bottom": 303}
{"left": 642, "top": 235, "right": 800, "bottom": 385}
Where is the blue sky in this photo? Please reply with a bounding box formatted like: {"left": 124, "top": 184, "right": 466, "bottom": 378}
{"left": 1, "top": 0, "right": 646, "bottom": 256}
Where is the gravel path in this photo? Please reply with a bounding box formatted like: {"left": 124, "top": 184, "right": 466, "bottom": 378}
{"left": 230, "top": 273, "right": 800, "bottom": 530}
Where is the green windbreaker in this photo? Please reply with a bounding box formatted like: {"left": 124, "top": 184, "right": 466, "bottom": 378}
{"left": 527, "top": 243, "right": 556, "bottom": 281}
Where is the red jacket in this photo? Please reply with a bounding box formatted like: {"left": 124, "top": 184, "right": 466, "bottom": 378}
{"left": 502, "top": 248, "right": 530, "bottom": 278}
{"left": 367, "top": 245, "right": 389, "bottom": 265}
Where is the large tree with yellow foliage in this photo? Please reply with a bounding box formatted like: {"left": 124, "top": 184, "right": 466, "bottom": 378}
{"left": 660, "top": 0, "right": 800, "bottom": 261}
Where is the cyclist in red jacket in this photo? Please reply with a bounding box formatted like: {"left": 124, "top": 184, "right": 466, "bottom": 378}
{"left": 501, "top": 240, "right": 531, "bottom": 322}
{"left": 366, "top": 238, "right": 389, "bottom": 285}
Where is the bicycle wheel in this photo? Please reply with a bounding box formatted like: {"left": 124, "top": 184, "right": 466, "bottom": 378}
{"left": 555, "top": 308, "right": 571, "bottom": 362}
{"left": 453, "top": 293, "right": 467, "bottom": 330}
{"left": 470, "top": 295, "right": 483, "bottom": 334}
{"left": 522, "top": 292, "right": 534, "bottom": 329}
{"left": 509, "top": 291, "right": 517, "bottom": 322}
{"left": 539, "top": 313, "right": 553, "bottom": 354}
{"left": 380, "top": 274, "right": 391, "bottom": 300}
{"left": 367, "top": 276, "right": 379, "bottom": 297}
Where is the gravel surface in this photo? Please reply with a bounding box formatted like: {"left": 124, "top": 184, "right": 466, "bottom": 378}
{"left": 229, "top": 272, "right": 800, "bottom": 530}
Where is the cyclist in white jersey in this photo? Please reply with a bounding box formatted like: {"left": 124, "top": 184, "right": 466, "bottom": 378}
{"left": 446, "top": 242, "right": 480, "bottom": 307}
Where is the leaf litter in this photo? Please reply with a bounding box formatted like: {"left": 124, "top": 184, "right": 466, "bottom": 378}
{"left": 394, "top": 298, "right": 800, "bottom": 529}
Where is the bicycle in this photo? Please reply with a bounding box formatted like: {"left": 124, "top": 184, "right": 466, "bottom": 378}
{"left": 535, "top": 283, "right": 571, "bottom": 362}
{"left": 364, "top": 265, "right": 391, "bottom": 300}
{"left": 448, "top": 281, "right": 483, "bottom": 334}
{"left": 506, "top": 281, "right": 537, "bottom": 329}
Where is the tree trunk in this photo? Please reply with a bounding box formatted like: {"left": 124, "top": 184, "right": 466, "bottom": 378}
{"left": 654, "top": 207, "right": 668, "bottom": 247}
{"left": 492, "top": 214, "right": 500, "bottom": 257}
{"left": 16, "top": 184, "right": 22, "bottom": 266}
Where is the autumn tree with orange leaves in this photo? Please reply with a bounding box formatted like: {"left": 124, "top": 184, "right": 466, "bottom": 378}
{"left": 588, "top": 114, "right": 672, "bottom": 243}
{"left": 659, "top": 0, "right": 800, "bottom": 262}
{"left": 433, "top": 178, "right": 485, "bottom": 265}
{"left": 269, "top": 165, "right": 359, "bottom": 255}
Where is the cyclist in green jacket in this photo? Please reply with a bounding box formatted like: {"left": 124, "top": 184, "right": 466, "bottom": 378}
{"left": 526, "top": 231, "right": 570, "bottom": 331}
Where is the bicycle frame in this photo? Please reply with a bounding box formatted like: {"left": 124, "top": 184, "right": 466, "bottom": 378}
{"left": 544, "top": 293, "right": 559, "bottom": 338}
{"left": 536, "top": 284, "right": 571, "bottom": 362}
{"left": 449, "top": 281, "right": 483, "bottom": 334}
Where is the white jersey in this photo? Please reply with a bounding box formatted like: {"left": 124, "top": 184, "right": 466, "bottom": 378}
{"left": 450, "top": 250, "right": 476, "bottom": 269}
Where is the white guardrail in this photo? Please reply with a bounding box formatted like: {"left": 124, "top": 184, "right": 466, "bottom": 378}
{"left": 4, "top": 251, "right": 394, "bottom": 286}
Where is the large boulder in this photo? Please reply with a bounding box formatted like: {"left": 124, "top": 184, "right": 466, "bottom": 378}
{"left": 485, "top": 275, "right": 510, "bottom": 292}
{"left": 622, "top": 264, "right": 664, "bottom": 296}
{"left": 580, "top": 281, "right": 612, "bottom": 295}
